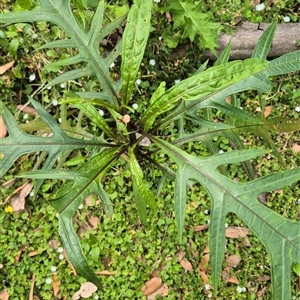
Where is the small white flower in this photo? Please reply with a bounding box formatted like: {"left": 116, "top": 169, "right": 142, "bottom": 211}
{"left": 204, "top": 209, "right": 209, "bottom": 215}
{"left": 207, "top": 294, "right": 212, "bottom": 299}
{"left": 52, "top": 99, "right": 58, "bottom": 106}
{"left": 204, "top": 284, "right": 211, "bottom": 290}
{"left": 174, "top": 79, "right": 181, "bottom": 84}
{"left": 32, "top": 33, "right": 38, "bottom": 39}
{"left": 78, "top": 204, "right": 83, "bottom": 210}
{"left": 57, "top": 247, "right": 64, "bottom": 253}
{"left": 255, "top": 3, "right": 265, "bottom": 11}
{"left": 50, "top": 266, "right": 56, "bottom": 273}
{"left": 132, "top": 103, "right": 138, "bottom": 110}
{"left": 110, "top": 62, "right": 115, "bottom": 69}
{"left": 59, "top": 254, "right": 64, "bottom": 260}
{"left": 136, "top": 78, "right": 141, "bottom": 85}
{"left": 29, "top": 74, "right": 36, "bottom": 82}
{"left": 30, "top": 191, "right": 34, "bottom": 197}
{"left": 153, "top": 0, "right": 160, "bottom": 3}
{"left": 45, "top": 278, "right": 52, "bottom": 284}
{"left": 295, "top": 199, "right": 300, "bottom": 204}
{"left": 236, "top": 286, "right": 246, "bottom": 293}
{"left": 158, "top": 36, "right": 163, "bottom": 41}
{"left": 295, "top": 106, "right": 300, "bottom": 112}
{"left": 58, "top": 118, "right": 61, "bottom": 123}
{"left": 94, "top": 296, "right": 99, "bottom": 300}
{"left": 219, "top": 150, "right": 224, "bottom": 154}
{"left": 206, "top": 219, "right": 210, "bottom": 224}
{"left": 23, "top": 113, "right": 29, "bottom": 120}
{"left": 47, "top": 86, "right": 52, "bottom": 90}
{"left": 98, "top": 109, "right": 104, "bottom": 116}
{"left": 149, "top": 59, "right": 156, "bottom": 66}
{"left": 225, "top": 223, "right": 228, "bottom": 228}
{"left": 60, "top": 83, "right": 65, "bottom": 88}
{"left": 283, "top": 16, "right": 290, "bottom": 23}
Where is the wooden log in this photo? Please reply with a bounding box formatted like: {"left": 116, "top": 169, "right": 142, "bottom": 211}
{"left": 170, "top": 22, "right": 300, "bottom": 61}
{"left": 202, "top": 22, "right": 300, "bottom": 60}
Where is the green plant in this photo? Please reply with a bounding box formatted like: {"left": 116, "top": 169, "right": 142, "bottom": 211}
{"left": 155, "top": 0, "right": 222, "bottom": 51}
{"left": 1, "top": 0, "right": 300, "bottom": 299}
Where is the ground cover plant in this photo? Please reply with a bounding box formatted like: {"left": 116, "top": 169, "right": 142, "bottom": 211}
{"left": 1, "top": 0, "right": 300, "bottom": 299}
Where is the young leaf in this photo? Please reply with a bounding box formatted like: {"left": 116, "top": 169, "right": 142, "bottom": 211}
{"left": 141, "top": 58, "right": 268, "bottom": 131}
{"left": 128, "top": 147, "right": 156, "bottom": 224}
{"left": 121, "top": 0, "right": 152, "bottom": 105}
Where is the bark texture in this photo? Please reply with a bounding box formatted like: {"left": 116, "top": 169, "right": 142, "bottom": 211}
{"left": 202, "top": 22, "right": 300, "bottom": 60}
{"left": 170, "top": 22, "right": 300, "bottom": 61}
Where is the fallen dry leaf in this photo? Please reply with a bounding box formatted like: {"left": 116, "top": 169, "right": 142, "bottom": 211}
{"left": 188, "top": 238, "right": 199, "bottom": 259}
{"left": 88, "top": 216, "right": 100, "bottom": 228}
{"left": 84, "top": 194, "right": 96, "bottom": 206}
{"left": 147, "top": 284, "right": 168, "bottom": 300}
{"left": 2, "top": 178, "right": 16, "bottom": 189}
{"left": 228, "top": 276, "right": 240, "bottom": 284}
{"left": 0, "top": 61, "right": 15, "bottom": 75}
{"left": 10, "top": 182, "right": 33, "bottom": 212}
{"left": 193, "top": 224, "right": 209, "bottom": 231}
{"left": 48, "top": 239, "right": 60, "bottom": 250}
{"left": 72, "top": 282, "right": 97, "bottom": 299}
{"left": 292, "top": 143, "right": 300, "bottom": 153}
{"left": 226, "top": 226, "right": 249, "bottom": 238}
{"left": 121, "top": 114, "right": 130, "bottom": 125}
{"left": 256, "top": 275, "right": 270, "bottom": 282}
{"left": 175, "top": 251, "right": 193, "bottom": 271}
{"left": 0, "top": 289, "right": 9, "bottom": 300}
{"left": 17, "top": 105, "right": 39, "bottom": 116}
{"left": 263, "top": 106, "right": 272, "bottom": 118}
{"left": 0, "top": 116, "right": 7, "bottom": 138}
{"left": 226, "top": 254, "right": 241, "bottom": 268}
{"left": 29, "top": 274, "right": 36, "bottom": 300}
{"left": 200, "top": 271, "right": 209, "bottom": 285}
{"left": 199, "top": 253, "right": 210, "bottom": 271}
{"left": 141, "top": 277, "right": 163, "bottom": 296}
{"left": 28, "top": 250, "right": 38, "bottom": 257}
{"left": 52, "top": 274, "right": 61, "bottom": 296}
{"left": 95, "top": 270, "right": 116, "bottom": 275}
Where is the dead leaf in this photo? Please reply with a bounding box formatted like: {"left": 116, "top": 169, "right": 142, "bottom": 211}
{"left": 0, "top": 289, "right": 9, "bottom": 300}
{"left": 175, "top": 251, "right": 192, "bottom": 271}
{"left": 200, "top": 271, "right": 209, "bottom": 285}
{"left": 226, "top": 254, "right": 241, "bottom": 268}
{"left": 88, "top": 216, "right": 100, "bottom": 228}
{"left": 264, "top": 106, "right": 272, "bottom": 118}
{"left": 0, "top": 61, "right": 15, "bottom": 75}
{"left": 14, "top": 246, "right": 26, "bottom": 264}
{"left": 2, "top": 178, "right": 16, "bottom": 189}
{"left": 199, "top": 253, "right": 210, "bottom": 271}
{"left": 256, "top": 275, "right": 270, "bottom": 282}
{"left": 228, "top": 276, "right": 240, "bottom": 284}
{"left": 292, "top": 143, "right": 300, "bottom": 153}
{"left": 17, "top": 105, "right": 39, "bottom": 116}
{"left": 193, "top": 224, "right": 209, "bottom": 231}
{"left": 141, "top": 277, "right": 162, "bottom": 296}
{"left": 10, "top": 183, "right": 33, "bottom": 212}
{"left": 72, "top": 282, "right": 97, "bottom": 299}
{"left": 95, "top": 270, "right": 116, "bottom": 275}
{"left": 226, "top": 226, "right": 249, "bottom": 238}
{"left": 52, "top": 274, "right": 60, "bottom": 296}
{"left": 121, "top": 114, "right": 130, "bottom": 125}
{"left": 0, "top": 116, "right": 7, "bottom": 138}
{"left": 188, "top": 239, "right": 199, "bottom": 259}
{"left": 257, "top": 286, "right": 268, "bottom": 299}
{"left": 147, "top": 284, "right": 168, "bottom": 300}
{"left": 203, "top": 246, "right": 209, "bottom": 254}
{"left": 48, "top": 239, "right": 60, "bottom": 250}
{"left": 84, "top": 194, "right": 96, "bottom": 206}
{"left": 29, "top": 274, "right": 35, "bottom": 300}
{"left": 28, "top": 250, "right": 38, "bottom": 257}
